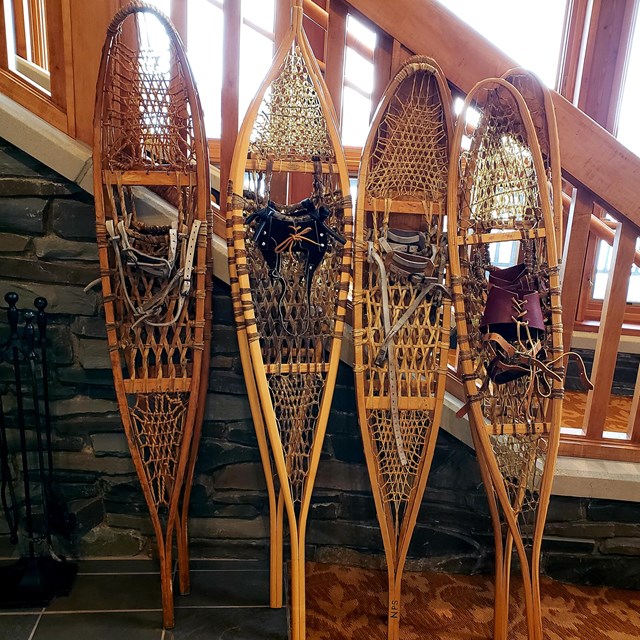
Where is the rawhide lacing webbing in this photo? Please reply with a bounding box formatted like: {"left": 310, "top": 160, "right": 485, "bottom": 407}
{"left": 368, "top": 221, "right": 449, "bottom": 467}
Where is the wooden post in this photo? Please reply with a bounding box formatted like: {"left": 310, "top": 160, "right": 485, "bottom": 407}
{"left": 45, "top": 1, "right": 68, "bottom": 111}
{"left": 170, "top": 0, "right": 187, "bottom": 45}
{"left": 371, "top": 31, "right": 393, "bottom": 118}
{"left": 628, "top": 364, "right": 640, "bottom": 442}
{"left": 324, "top": 0, "right": 347, "bottom": 125}
{"left": 70, "top": 0, "right": 120, "bottom": 144}
{"left": 584, "top": 219, "right": 637, "bottom": 438}
{"left": 556, "top": 0, "right": 592, "bottom": 101}
{"left": 561, "top": 186, "right": 594, "bottom": 351}
{"left": 576, "top": 0, "right": 638, "bottom": 133}
{"left": 0, "top": 0, "right": 11, "bottom": 68}
{"left": 220, "top": 0, "right": 240, "bottom": 216}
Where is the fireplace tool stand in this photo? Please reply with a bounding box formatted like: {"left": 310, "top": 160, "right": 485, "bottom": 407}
{"left": 0, "top": 292, "right": 77, "bottom": 608}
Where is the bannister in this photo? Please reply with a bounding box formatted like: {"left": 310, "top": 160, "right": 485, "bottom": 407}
{"left": 1, "top": 0, "right": 639, "bottom": 460}
{"left": 347, "top": 0, "right": 640, "bottom": 227}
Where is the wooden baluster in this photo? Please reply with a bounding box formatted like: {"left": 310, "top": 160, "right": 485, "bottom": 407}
{"left": 583, "top": 218, "right": 637, "bottom": 438}
{"left": 561, "top": 185, "right": 594, "bottom": 351}
{"left": 45, "top": 1, "right": 69, "bottom": 117}
{"left": 324, "top": 0, "right": 347, "bottom": 127}
{"left": 371, "top": 31, "right": 392, "bottom": 117}
{"left": 219, "top": 0, "right": 240, "bottom": 216}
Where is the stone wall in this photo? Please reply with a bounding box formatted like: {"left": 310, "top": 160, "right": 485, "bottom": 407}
{"left": 1, "top": 137, "right": 640, "bottom": 590}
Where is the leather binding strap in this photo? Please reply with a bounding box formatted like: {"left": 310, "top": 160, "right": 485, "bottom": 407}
{"left": 106, "top": 218, "right": 202, "bottom": 328}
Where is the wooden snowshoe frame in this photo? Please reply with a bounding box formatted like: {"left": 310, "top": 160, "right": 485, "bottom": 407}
{"left": 502, "top": 68, "right": 563, "bottom": 253}
{"left": 448, "top": 77, "right": 564, "bottom": 640}
{"left": 93, "top": 2, "right": 211, "bottom": 628}
{"left": 226, "top": 2, "right": 352, "bottom": 639}
{"left": 354, "top": 55, "right": 453, "bottom": 640}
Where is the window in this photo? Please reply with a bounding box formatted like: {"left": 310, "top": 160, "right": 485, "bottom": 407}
{"left": 3, "top": 0, "right": 50, "bottom": 92}
{"left": 591, "top": 237, "right": 640, "bottom": 303}
{"left": 616, "top": 9, "right": 640, "bottom": 156}
{"left": 437, "top": 0, "right": 568, "bottom": 87}
{"left": 187, "top": 0, "right": 224, "bottom": 138}
{"left": 341, "top": 15, "right": 375, "bottom": 147}
{"left": 239, "top": 0, "right": 276, "bottom": 124}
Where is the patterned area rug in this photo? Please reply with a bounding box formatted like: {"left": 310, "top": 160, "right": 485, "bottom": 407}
{"left": 563, "top": 391, "right": 631, "bottom": 433}
{"left": 306, "top": 562, "right": 640, "bottom": 640}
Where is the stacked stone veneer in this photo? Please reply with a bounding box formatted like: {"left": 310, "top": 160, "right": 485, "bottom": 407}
{"left": 1, "top": 137, "right": 640, "bottom": 588}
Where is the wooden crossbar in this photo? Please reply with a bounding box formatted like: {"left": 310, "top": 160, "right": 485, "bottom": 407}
{"left": 484, "top": 421, "right": 550, "bottom": 436}
{"left": 457, "top": 227, "right": 547, "bottom": 246}
{"left": 364, "top": 196, "right": 444, "bottom": 215}
{"left": 124, "top": 377, "right": 193, "bottom": 394}
{"left": 103, "top": 170, "right": 196, "bottom": 186}
{"left": 245, "top": 158, "right": 334, "bottom": 174}
{"left": 364, "top": 396, "right": 436, "bottom": 411}
{"left": 264, "top": 363, "right": 332, "bottom": 375}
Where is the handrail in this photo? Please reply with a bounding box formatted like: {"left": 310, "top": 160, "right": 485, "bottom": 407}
{"left": 347, "top": 0, "right": 640, "bottom": 227}
{"left": 590, "top": 215, "right": 640, "bottom": 269}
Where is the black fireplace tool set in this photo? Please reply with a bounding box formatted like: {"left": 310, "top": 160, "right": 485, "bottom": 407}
{"left": 0, "top": 292, "right": 77, "bottom": 607}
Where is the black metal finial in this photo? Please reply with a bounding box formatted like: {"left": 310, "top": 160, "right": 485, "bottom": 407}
{"left": 5, "top": 292, "right": 19, "bottom": 340}
{"left": 34, "top": 297, "right": 48, "bottom": 342}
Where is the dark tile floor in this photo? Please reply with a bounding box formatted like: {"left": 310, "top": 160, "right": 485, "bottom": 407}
{"left": 0, "top": 557, "right": 289, "bottom": 640}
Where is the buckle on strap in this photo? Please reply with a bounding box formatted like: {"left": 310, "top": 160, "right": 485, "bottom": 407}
{"left": 180, "top": 219, "right": 202, "bottom": 296}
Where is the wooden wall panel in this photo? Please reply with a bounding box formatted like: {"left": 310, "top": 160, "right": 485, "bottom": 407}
{"left": 69, "top": 0, "right": 120, "bottom": 144}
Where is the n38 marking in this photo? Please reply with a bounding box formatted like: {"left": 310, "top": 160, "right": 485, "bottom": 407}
{"left": 389, "top": 600, "right": 399, "bottom": 619}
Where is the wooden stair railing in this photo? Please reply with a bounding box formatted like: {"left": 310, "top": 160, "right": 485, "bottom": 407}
{"left": 1, "top": 0, "right": 640, "bottom": 460}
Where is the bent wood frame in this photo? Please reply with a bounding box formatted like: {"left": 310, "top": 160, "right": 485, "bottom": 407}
{"left": 93, "top": 3, "right": 209, "bottom": 628}
{"left": 353, "top": 56, "right": 453, "bottom": 640}
{"left": 502, "top": 68, "right": 563, "bottom": 253}
{"left": 226, "top": 207, "right": 283, "bottom": 608}
{"left": 177, "top": 189, "right": 213, "bottom": 597}
{"left": 227, "top": 2, "right": 352, "bottom": 639}
{"left": 448, "top": 78, "right": 564, "bottom": 640}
